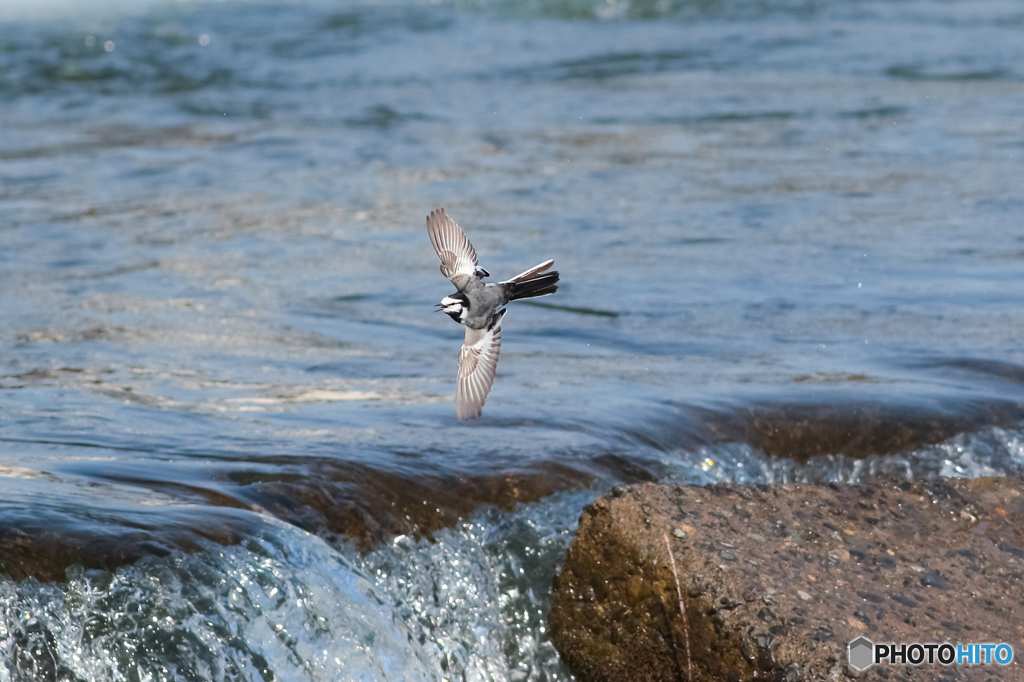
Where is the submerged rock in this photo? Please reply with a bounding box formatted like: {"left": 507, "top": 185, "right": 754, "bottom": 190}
{"left": 0, "top": 454, "right": 659, "bottom": 582}
{"left": 549, "top": 478, "right": 1024, "bottom": 680}
{"left": 666, "top": 399, "right": 1024, "bottom": 462}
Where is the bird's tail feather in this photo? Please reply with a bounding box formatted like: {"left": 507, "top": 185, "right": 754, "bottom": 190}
{"left": 506, "top": 271, "right": 559, "bottom": 302}
{"left": 506, "top": 259, "right": 554, "bottom": 284}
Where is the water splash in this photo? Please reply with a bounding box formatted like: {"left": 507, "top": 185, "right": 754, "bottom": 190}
{"left": 0, "top": 490, "right": 597, "bottom": 682}
{"left": 655, "top": 424, "right": 1024, "bottom": 487}
{"left": 358, "top": 491, "right": 595, "bottom": 682}
{"left": 0, "top": 516, "right": 436, "bottom": 682}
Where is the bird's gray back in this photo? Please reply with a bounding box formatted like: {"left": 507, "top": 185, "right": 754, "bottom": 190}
{"left": 463, "top": 280, "right": 509, "bottom": 329}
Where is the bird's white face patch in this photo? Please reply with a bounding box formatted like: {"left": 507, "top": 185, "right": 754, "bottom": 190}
{"left": 439, "top": 296, "right": 467, "bottom": 321}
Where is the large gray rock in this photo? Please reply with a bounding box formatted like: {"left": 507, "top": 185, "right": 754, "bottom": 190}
{"left": 549, "top": 478, "right": 1024, "bottom": 681}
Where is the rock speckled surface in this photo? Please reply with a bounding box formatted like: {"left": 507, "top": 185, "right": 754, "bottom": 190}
{"left": 549, "top": 478, "right": 1024, "bottom": 681}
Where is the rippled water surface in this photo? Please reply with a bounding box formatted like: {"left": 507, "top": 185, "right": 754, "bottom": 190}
{"left": 1, "top": 0, "right": 1024, "bottom": 678}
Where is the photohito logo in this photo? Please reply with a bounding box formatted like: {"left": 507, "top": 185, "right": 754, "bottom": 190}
{"left": 848, "top": 637, "right": 1014, "bottom": 671}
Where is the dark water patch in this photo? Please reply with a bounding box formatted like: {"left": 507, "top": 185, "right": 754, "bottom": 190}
{"left": 320, "top": 6, "right": 454, "bottom": 35}
{"left": 538, "top": 49, "right": 706, "bottom": 81}
{"left": 686, "top": 110, "right": 798, "bottom": 124}
{"left": 272, "top": 328, "right": 353, "bottom": 350}
{"left": 975, "top": 197, "right": 1024, "bottom": 213}
{"left": 177, "top": 99, "right": 247, "bottom": 117}
{"left": 839, "top": 105, "right": 908, "bottom": 120}
{"left": 5, "top": 57, "right": 234, "bottom": 97}
{"left": 16, "top": 324, "right": 140, "bottom": 345}
{"left": 268, "top": 37, "right": 362, "bottom": 60}
{"left": 912, "top": 358, "right": 1024, "bottom": 387}
{"left": 520, "top": 300, "right": 619, "bottom": 317}
{"left": 0, "top": 126, "right": 234, "bottom": 161}
{"left": 154, "top": 65, "right": 234, "bottom": 94}
{"left": 0, "top": 368, "right": 87, "bottom": 389}
{"left": 597, "top": 109, "right": 799, "bottom": 126}
{"left": 344, "top": 104, "right": 426, "bottom": 130}
{"left": 148, "top": 28, "right": 194, "bottom": 48}
{"left": 535, "top": 326, "right": 695, "bottom": 355}
{"left": 303, "top": 362, "right": 391, "bottom": 377}
{"left": 512, "top": 0, "right": 604, "bottom": 21}
{"left": 0, "top": 506, "right": 257, "bottom": 582}
{"left": 36, "top": 62, "right": 127, "bottom": 84}
{"left": 289, "top": 294, "right": 383, "bottom": 320}
{"left": 885, "top": 65, "right": 1008, "bottom": 82}
{"left": 0, "top": 437, "right": 165, "bottom": 456}
{"left": 47, "top": 258, "right": 92, "bottom": 269}
{"left": 321, "top": 12, "right": 362, "bottom": 31}
{"left": 791, "top": 372, "right": 891, "bottom": 384}
{"left": 677, "top": 237, "right": 731, "bottom": 245}
{"left": 0, "top": 173, "right": 61, "bottom": 189}
{"left": 74, "top": 260, "right": 161, "bottom": 280}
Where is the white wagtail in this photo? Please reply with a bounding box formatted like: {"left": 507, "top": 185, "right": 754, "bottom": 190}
{"left": 427, "top": 208, "right": 559, "bottom": 420}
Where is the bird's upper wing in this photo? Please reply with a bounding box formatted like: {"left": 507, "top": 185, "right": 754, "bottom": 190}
{"left": 456, "top": 310, "right": 505, "bottom": 420}
{"left": 427, "top": 208, "right": 479, "bottom": 290}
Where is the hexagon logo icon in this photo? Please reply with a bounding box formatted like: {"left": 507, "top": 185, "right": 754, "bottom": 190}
{"left": 848, "top": 636, "right": 875, "bottom": 671}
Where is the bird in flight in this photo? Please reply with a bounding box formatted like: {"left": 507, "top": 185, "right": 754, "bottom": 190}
{"left": 427, "top": 208, "right": 559, "bottom": 420}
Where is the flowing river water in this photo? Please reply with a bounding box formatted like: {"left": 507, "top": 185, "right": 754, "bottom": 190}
{"left": 1, "top": 0, "right": 1023, "bottom": 679}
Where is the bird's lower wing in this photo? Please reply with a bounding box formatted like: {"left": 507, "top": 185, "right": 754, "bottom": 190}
{"left": 456, "top": 310, "right": 505, "bottom": 420}
{"left": 427, "top": 208, "right": 479, "bottom": 289}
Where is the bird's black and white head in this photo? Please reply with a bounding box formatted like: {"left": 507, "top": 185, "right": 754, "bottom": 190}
{"left": 435, "top": 294, "right": 469, "bottom": 323}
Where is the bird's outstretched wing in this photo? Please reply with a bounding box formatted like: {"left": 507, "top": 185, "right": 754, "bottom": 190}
{"left": 427, "top": 208, "right": 479, "bottom": 291}
{"left": 456, "top": 310, "right": 505, "bottom": 420}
